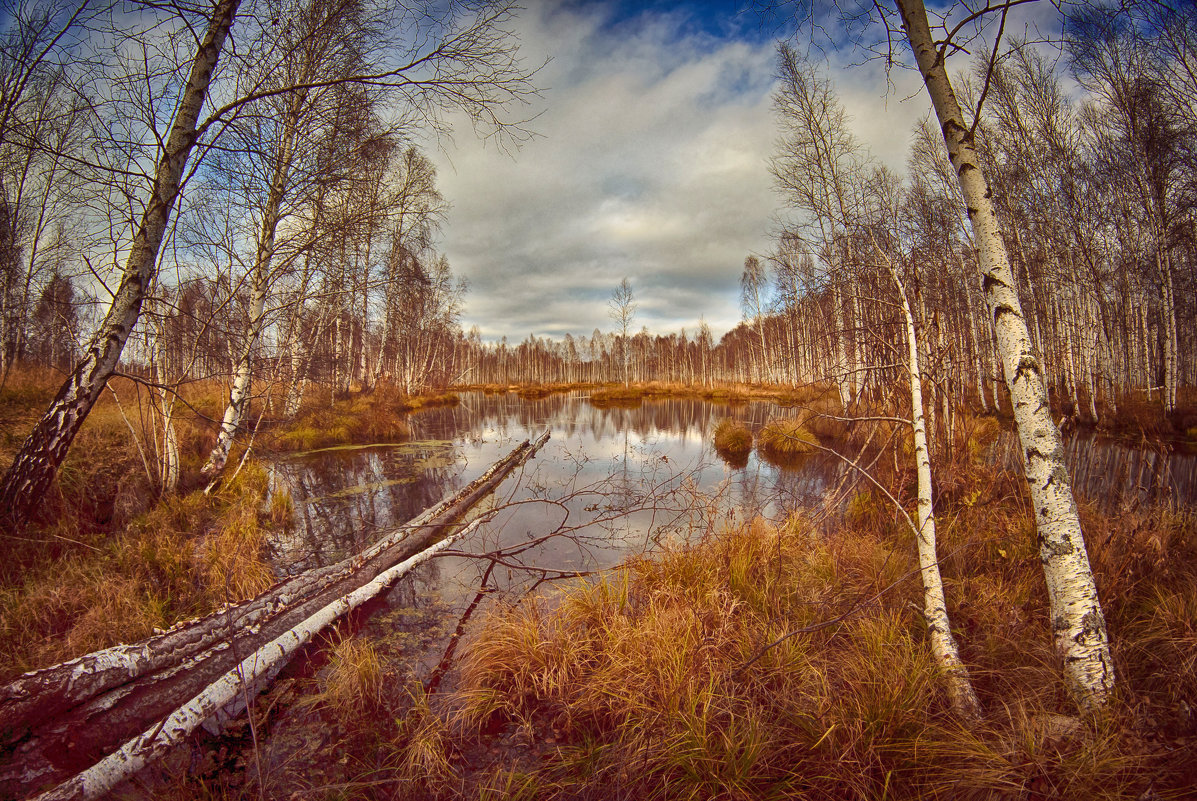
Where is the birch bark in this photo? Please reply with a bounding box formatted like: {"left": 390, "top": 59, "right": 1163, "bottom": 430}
{"left": 0, "top": 0, "right": 239, "bottom": 527}
{"left": 895, "top": 0, "right": 1114, "bottom": 711}
{"left": 891, "top": 260, "right": 982, "bottom": 720}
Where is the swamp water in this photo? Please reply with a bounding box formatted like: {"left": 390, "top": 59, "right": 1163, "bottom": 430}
{"left": 235, "top": 391, "right": 847, "bottom": 790}
{"left": 218, "top": 392, "right": 1196, "bottom": 792}
{"left": 265, "top": 391, "right": 848, "bottom": 685}
{"left": 266, "top": 392, "right": 1197, "bottom": 691}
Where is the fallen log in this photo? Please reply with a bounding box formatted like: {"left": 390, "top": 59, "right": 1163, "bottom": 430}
{"left": 33, "top": 512, "right": 493, "bottom": 801}
{"left": 1, "top": 431, "right": 549, "bottom": 799}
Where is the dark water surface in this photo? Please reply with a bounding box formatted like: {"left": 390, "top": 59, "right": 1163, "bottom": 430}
{"left": 992, "top": 430, "right": 1197, "bottom": 512}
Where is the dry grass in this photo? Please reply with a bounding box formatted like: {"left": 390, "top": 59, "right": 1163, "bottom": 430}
{"left": 307, "top": 635, "right": 385, "bottom": 714}
{"left": 589, "top": 385, "right": 646, "bottom": 407}
{"left": 271, "top": 384, "right": 415, "bottom": 451}
{"left": 712, "top": 418, "right": 752, "bottom": 459}
{"left": 443, "top": 460, "right": 1197, "bottom": 799}
{"left": 757, "top": 417, "right": 818, "bottom": 461}
{"left": 0, "top": 367, "right": 461, "bottom": 680}
{"left": 0, "top": 463, "right": 277, "bottom": 678}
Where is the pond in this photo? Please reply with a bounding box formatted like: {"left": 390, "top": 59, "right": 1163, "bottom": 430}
{"left": 269, "top": 391, "right": 847, "bottom": 583}
{"left": 265, "top": 392, "right": 1197, "bottom": 694}
{"left": 264, "top": 392, "right": 847, "bottom": 694}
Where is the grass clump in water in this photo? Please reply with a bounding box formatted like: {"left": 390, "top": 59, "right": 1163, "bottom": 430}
{"left": 713, "top": 418, "right": 752, "bottom": 463}
{"left": 273, "top": 384, "right": 415, "bottom": 451}
{"left": 757, "top": 417, "right": 818, "bottom": 461}
{"left": 589, "top": 385, "right": 645, "bottom": 408}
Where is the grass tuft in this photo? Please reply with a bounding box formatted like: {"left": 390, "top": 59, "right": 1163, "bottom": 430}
{"left": 712, "top": 418, "right": 752, "bottom": 459}
{"left": 308, "top": 635, "right": 384, "bottom": 715}
{"left": 757, "top": 417, "right": 818, "bottom": 461}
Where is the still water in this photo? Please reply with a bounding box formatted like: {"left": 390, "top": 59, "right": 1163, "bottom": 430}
{"left": 269, "top": 391, "right": 846, "bottom": 580}
{"left": 264, "top": 391, "right": 847, "bottom": 694}
{"left": 265, "top": 392, "right": 1197, "bottom": 690}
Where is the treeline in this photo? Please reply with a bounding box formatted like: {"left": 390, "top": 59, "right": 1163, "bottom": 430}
{"left": 0, "top": 0, "right": 534, "bottom": 520}
{"left": 456, "top": 5, "right": 1195, "bottom": 432}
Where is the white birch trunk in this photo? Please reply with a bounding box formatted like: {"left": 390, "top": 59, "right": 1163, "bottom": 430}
{"left": 201, "top": 273, "right": 268, "bottom": 478}
{"left": 832, "top": 284, "right": 851, "bottom": 406}
{"left": 1160, "top": 250, "right": 1178, "bottom": 415}
{"left": 892, "top": 261, "right": 982, "bottom": 720}
{"left": 0, "top": 0, "right": 240, "bottom": 525}
{"left": 895, "top": 0, "right": 1114, "bottom": 711}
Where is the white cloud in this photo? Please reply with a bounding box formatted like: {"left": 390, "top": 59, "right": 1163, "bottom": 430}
{"left": 428, "top": 0, "right": 945, "bottom": 343}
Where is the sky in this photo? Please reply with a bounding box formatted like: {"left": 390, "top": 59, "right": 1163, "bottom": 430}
{"left": 428, "top": 0, "right": 933, "bottom": 344}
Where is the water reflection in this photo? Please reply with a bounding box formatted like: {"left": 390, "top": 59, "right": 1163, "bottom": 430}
{"left": 268, "top": 391, "right": 848, "bottom": 591}
{"left": 264, "top": 392, "right": 858, "bottom": 700}
{"left": 992, "top": 430, "right": 1197, "bottom": 511}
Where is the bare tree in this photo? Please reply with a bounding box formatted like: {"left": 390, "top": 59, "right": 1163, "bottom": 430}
{"left": 741, "top": 254, "right": 772, "bottom": 383}
{"left": 0, "top": 0, "right": 241, "bottom": 528}
{"left": 608, "top": 276, "right": 635, "bottom": 388}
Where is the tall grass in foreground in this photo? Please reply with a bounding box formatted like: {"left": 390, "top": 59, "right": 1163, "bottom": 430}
{"left": 446, "top": 475, "right": 1196, "bottom": 799}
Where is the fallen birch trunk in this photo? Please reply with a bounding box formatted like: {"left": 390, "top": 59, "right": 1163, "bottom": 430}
{"left": 1, "top": 432, "right": 549, "bottom": 799}
{"left": 34, "top": 512, "right": 492, "bottom": 801}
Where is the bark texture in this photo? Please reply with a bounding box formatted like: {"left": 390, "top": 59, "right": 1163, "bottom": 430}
{"left": 0, "top": 0, "right": 240, "bottom": 528}
{"left": 895, "top": 0, "right": 1114, "bottom": 711}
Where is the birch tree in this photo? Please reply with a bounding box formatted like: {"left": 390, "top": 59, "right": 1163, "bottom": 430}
{"left": 0, "top": 0, "right": 241, "bottom": 528}
{"left": 199, "top": 0, "right": 375, "bottom": 479}
{"left": 771, "top": 43, "right": 868, "bottom": 405}
{"left": 892, "top": 0, "right": 1114, "bottom": 711}
{"left": 609, "top": 277, "right": 635, "bottom": 388}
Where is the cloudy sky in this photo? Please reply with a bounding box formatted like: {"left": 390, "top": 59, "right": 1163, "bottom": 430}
{"left": 429, "top": 0, "right": 930, "bottom": 343}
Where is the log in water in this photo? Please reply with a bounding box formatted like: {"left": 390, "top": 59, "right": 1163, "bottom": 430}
{"left": 0, "top": 433, "right": 549, "bottom": 800}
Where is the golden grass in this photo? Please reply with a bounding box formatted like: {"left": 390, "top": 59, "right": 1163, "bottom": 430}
{"left": 272, "top": 384, "right": 415, "bottom": 451}
{"left": 589, "top": 385, "right": 646, "bottom": 408}
{"left": 0, "top": 367, "right": 466, "bottom": 679}
{"left": 712, "top": 418, "right": 752, "bottom": 458}
{"left": 0, "top": 462, "right": 277, "bottom": 678}
{"left": 308, "top": 635, "right": 384, "bottom": 714}
{"left": 444, "top": 462, "right": 1197, "bottom": 799}
{"left": 757, "top": 417, "right": 818, "bottom": 460}
{"left": 515, "top": 385, "right": 556, "bottom": 399}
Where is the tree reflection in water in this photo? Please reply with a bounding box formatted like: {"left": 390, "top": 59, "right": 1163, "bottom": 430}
{"left": 265, "top": 391, "right": 849, "bottom": 692}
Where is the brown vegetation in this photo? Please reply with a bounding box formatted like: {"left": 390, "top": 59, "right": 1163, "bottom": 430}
{"left": 0, "top": 464, "right": 277, "bottom": 679}
{"left": 0, "top": 368, "right": 456, "bottom": 681}
{"left": 712, "top": 418, "right": 752, "bottom": 457}
{"left": 757, "top": 417, "right": 819, "bottom": 461}
{"left": 445, "top": 465, "right": 1196, "bottom": 799}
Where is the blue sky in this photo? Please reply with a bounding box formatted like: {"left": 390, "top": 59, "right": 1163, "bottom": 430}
{"left": 430, "top": 0, "right": 929, "bottom": 343}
